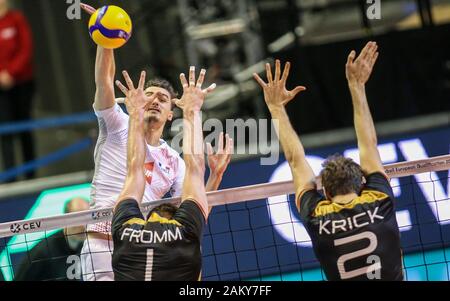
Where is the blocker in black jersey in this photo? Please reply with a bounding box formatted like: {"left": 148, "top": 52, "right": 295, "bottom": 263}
{"left": 299, "top": 172, "right": 403, "bottom": 281}
{"left": 111, "top": 199, "right": 205, "bottom": 281}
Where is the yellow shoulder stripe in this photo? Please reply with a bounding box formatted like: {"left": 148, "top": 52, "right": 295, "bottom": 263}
{"left": 147, "top": 212, "right": 182, "bottom": 226}
{"left": 313, "top": 190, "right": 389, "bottom": 217}
{"left": 123, "top": 214, "right": 183, "bottom": 227}
{"left": 123, "top": 218, "right": 146, "bottom": 226}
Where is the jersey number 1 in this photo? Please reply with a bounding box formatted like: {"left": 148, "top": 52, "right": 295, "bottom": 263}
{"left": 145, "top": 249, "right": 154, "bottom": 281}
{"left": 334, "top": 231, "right": 381, "bottom": 280}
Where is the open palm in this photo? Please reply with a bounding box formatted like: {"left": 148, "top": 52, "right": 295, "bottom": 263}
{"left": 253, "top": 60, "right": 306, "bottom": 108}
{"left": 115, "top": 70, "right": 157, "bottom": 115}
{"left": 174, "top": 66, "right": 216, "bottom": 112}
{"left": 346, "top": 41, "right": 379, "bottom": 85}
{"left": 206, "top": 132, "right": 233, "bottom": 176}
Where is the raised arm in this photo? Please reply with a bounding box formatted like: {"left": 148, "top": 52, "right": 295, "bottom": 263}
{"left": 345, "top": 41, "right": 384, "bottom": 176}
{"left": 253, "top": 60, "right": 315, "bottom": 211}
{"left": 204, "top": 132, "right": 233, "bottom": 214}
{"left": 175, "top": 67, "right": 216, "bottom": 219}
{"left": 81, "top": 3, "right": 117, "bottom": 111}
{"left": 114, "top": 71, "right": 159, "bottom": 207}
{"left": 93, "top": 47, "right": 116, "bottom": 110}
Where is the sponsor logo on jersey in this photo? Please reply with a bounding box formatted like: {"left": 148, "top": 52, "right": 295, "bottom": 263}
{"left": 144, "top": 162, "right": 155, "bottom": 184}
{"left": 158, "top": 162, "right": 171, "bottom": 175}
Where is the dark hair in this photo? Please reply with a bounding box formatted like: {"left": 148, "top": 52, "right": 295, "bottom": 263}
{"left": 148, "top": 203, "right": 178, "bottom": 219}
{"left": 145, "top": 78, "right": 178, "bottom": 100}
{"left": 320, "top": 154, "right": 364, "bottom": 199}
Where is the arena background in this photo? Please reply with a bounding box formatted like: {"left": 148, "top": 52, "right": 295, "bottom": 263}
{"left": 0, "top": 0, "right": 450, "bottom": 281}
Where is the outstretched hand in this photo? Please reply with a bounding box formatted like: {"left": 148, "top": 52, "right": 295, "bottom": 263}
{"left": 346, "top": 41, "right": 379, "bottom": 86}
{"left": 173, "top": 66, "right": 216, "bottom": 112}
{"left": 115, "top": 70, "right": 159, "bottom": 115}
{"left": 253, "top": 60, "right": 306, "bottom": 109}
{"left": 206, "top": 132, "right": 233, "bottom": 177}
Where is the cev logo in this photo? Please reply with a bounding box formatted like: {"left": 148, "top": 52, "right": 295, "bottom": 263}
{"left": 0, "top": 184, "right": 91, "bottom": 281}
{"left": 9, "top": 224, "right": 20, "bottom": 234}
{"left": 91, "top": 210, "right": 112, "bottom": 220}
{"left": 267, "top": 138, "right": 450, "bottom": 247}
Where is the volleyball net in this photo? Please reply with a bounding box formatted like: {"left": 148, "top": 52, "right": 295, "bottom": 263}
{"left": 1, "top": 154, "right": 450, "bottom": 281}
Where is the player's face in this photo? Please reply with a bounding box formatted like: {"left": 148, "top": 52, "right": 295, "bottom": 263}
{"left": 144, "top": 86, "right": 173, "bottom": 125}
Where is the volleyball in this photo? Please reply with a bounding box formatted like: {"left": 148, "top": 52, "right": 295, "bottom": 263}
{"left": 88, "top": 5, "right": 132, "bottom": 49}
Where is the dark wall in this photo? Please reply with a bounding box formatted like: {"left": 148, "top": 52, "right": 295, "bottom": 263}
{"left": 6, "top": 1, "right": 450, "bottom": 179}
{"left": 16, "top": 0, "right": 450, "bottom": 131}
{"left": 278, "top": 24, "right": 450, "bottom": 134}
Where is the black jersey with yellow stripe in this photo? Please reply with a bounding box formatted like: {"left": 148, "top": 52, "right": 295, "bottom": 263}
{"left": 299, "top": 172, "right": 403, "bottom": 281}
{"left": 111, "top": 199, "right": 204, "bottom": 281}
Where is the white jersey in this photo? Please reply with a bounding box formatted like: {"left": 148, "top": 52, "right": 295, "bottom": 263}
{"left": 88, "top": 103, "right": 185, "bottom": 234}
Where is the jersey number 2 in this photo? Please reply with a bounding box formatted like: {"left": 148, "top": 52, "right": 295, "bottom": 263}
{"left": 334, "top": 231, "right": 381, "bottom": 280}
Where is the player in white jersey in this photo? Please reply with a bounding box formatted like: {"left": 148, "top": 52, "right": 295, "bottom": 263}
{"left": 80, "top": 45, "right": 232, "bottom": 281}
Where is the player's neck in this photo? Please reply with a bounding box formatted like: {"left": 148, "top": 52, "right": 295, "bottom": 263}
{"left": 145, "top": 123, "right": 164, "bottom": 147}
{"left": 331, "top": 192, "right": 358, "bottom": 205}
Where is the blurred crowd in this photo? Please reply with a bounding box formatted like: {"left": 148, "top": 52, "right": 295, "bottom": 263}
{"left": 0, "top": 0, "right": 35, "bottom": 182}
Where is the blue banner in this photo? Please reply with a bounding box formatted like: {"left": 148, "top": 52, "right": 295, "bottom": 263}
{"left": 1, "top": 126, "right": 450, "bottom": 281}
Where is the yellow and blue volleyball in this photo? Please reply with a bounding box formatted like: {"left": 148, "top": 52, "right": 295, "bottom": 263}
{"left": 88, "top": 5, "right": 132, "bottom": 49}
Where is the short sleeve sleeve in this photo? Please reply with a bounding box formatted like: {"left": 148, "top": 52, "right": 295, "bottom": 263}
{"left": 299, "top": 189, "right": 325, "bottom": 222}
{"left": 111, "top": 199, "right": 144, "bottom": 239}
{"left": 94, "top": 103, "right": 129, "bottom": 135}
{"left": 172, "top": 200, "right": 205, "bottom": 241}
{"left": 364, "top": 172, "right": 394, "bottom": 199}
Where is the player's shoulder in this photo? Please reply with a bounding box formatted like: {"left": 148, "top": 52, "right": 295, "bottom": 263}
{"left": 299, "top": 189, "right": 324, "bottom": 213}
{"left": 174, "top": 200, "right": 206, "bottom": 227}
{"left": 365, "top": 171, "right": 390, "bottom": 182}
{"left": 160, "top": 141, "right": 184, "bottom": 163}
{"left": 363, "top": 172, "right": 393, "bottom": 195}
{"left": 93, "top": 102, "right": 127, "bottom": 117}
{"left": 161, "top": 141, "right": 180, "bottom": 155}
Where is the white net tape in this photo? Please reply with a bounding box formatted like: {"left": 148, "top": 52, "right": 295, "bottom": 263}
{"left": 1, "top": 154, "right": 450, "bottom": 238}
